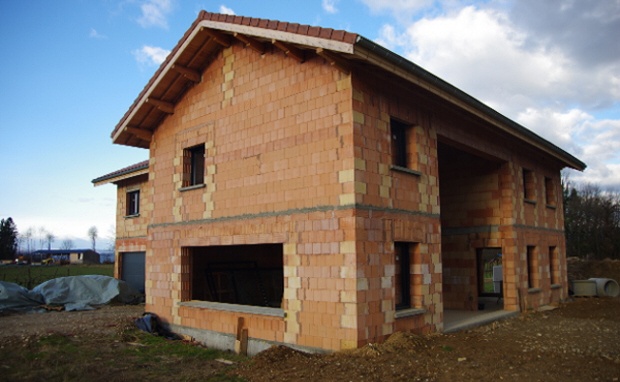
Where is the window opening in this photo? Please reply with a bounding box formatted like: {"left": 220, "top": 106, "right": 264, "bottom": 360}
{"left": 184, "top": 144, "right": 205, "bottom": 187}
{"left": 395, "top": 242, "right": 411, "bottom": 310}
{"left": 126, "top": 190, "right": 140, "bottom": 216}
{"left": 545, "top": 177, "right": 556, "bottom": 206}
{"left": 550, "top": 246, "right": 560, "bottom": 285}
{"left": 477, "top": 248, "right": 503, "bottom": 297}
{"left": 527, "top": 246, "right": 539, "bottom": 288}
{"left": 184, "top": 244, "right": 283, "bottom": 308}
{"left": 391, "top": 119, "right": 410, "bottom": 168}
{"left": 523, "top": 169, "right": 535, "bottom": 201}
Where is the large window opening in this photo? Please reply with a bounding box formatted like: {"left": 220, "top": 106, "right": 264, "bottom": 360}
{"left": 185, "top": 244, "right": 284, "bottom": 308}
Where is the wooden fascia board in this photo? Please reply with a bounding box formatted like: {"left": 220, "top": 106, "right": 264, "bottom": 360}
{"left": 92, "top": 168, "right": 149, "bottom": 187}
{"left": 352, "top": 44, "right": 585, "bottom": 170}
{"left": 199, "top": 20, "right": 355, "bottom": 54}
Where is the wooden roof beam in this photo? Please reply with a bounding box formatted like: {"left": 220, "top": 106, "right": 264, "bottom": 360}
{"left": 171, "top": 64, "right": 201, "bottom": 83}
{"left": 316, "top": 48, "right": 350, "bottom": 73}
{"left": 146, "top": 97, "right": 175, "bottom": 114}
{"left": 272, "top": 39, "right": 305, "bottom": 63}
{"left": 203, "top": 28, "right": 232, "bottom": 47}
{"left": 233, "top": 32, "right": 265, "bottom": 54}
{"left": 125, "top": 126, "right": 152, "bottom": 141}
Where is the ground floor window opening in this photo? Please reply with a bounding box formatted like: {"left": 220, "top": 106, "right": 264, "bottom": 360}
{"left": 185, "top": 244, "right": 284, "bottom": 308}
{"left": 395, "top": 242, "right": 422, "bottom": 311}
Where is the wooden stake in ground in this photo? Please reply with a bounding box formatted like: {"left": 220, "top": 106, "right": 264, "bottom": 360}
{"left": 234, "top": 317, "right": 248, "bottom": 356}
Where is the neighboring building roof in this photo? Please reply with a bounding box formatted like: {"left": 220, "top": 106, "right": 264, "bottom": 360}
{"left": 110, "top": 11, "right": 586, "bottom": 171}
{"left": 92, "top": 160, "right": 149, "bottom": 186}
{"left": 32, "top": 249, "right": 98, "bottom": 255}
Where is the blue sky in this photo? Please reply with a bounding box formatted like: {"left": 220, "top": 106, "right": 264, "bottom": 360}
{"left": 1, "top": 0, "right": 618, "bottom": 249}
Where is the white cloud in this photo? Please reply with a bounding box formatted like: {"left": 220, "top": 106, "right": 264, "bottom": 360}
{"left": 398, "top": 6, "right": 576, "bottom": 115}
{"left": 89, "top": 28, "right": 107, "bottom": 39}
{"left": 369, "top": 2, "right": 620, "bottom": 188}
{"left": 360, "top": 0, "right": 434, "bottom": 15}
{"left": 219, "top": 5, "right": 235, "bottom": 15}
{"left": 132, "top": 45, "right": 170, "bottom": 66}
{"left": 137, "top": 0, "right": 173, "bottom": 29}
{"left": 323, "top": 0, "right": 339, "bottom": 14}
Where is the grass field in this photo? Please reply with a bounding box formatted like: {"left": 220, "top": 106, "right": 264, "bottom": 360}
{"left": 0, "top": 264, "right": 114, "bottom": 289}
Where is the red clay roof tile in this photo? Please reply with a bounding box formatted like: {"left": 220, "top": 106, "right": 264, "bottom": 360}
{"left": 307, "top": 26, "right": 321, "bottom": 37}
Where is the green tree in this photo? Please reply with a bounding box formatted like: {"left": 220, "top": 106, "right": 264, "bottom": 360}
{"left": 0, "top": 217, "right": 19, "bottom": 261}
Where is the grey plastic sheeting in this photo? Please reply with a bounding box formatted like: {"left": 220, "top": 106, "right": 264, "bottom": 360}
{"left": 0, "top": 281, "right": 44, "bottom": 312}
{"left": 1, "top": 275, "right": 142, "bottom": 312}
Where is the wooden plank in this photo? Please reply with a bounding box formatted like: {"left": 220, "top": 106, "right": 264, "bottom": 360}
{"left": 234, "top": 32, "right": 265, "bottom": 54}
{"left": 239, "top": 328, "right": 248, "bottom": 356}
{"left": 272, "top": 39, "right": 305, "bottom": 62}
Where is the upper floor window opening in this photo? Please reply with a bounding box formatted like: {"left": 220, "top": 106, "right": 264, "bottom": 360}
{"left": 184, "top": 144, "right": 205, "bottom": 187}
{"left": 126, "top": 189, "right": 140, "bottom": 216}
{"left": 391, "top": 119, "right": 410, "bottom": 169}
{"left": 523, "top": 169, "right": 536, "bottom": 202}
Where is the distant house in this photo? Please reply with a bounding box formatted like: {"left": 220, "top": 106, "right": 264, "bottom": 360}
{"left": 94, "top": 12, "right": 585, "bottom": 354}
{"left": 32, "top": 249, "right": 100, "bottom": 265}
{"left": 92, "top": 161, "right": 149, "bottom": 293}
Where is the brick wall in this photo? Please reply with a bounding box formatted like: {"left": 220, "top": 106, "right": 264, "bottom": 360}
{"left": 145, "top": 43, "right": 362, "bottom": 351}
{"left": 134, "top": 37, "right": 570, "bottom": 352}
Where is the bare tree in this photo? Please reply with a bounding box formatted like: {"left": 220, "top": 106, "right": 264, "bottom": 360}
{"left": 22, "top": 227, "right": 35, "bottom": 254}
{"left": 564, "top": 182, "right": 620, "bottom": 260}
{"left": 38, "top": 227, "right": 48, "bottom": 250}
{"left": 88, "top": 226, "right": 98, "bottom": 251}
{"left": 61, "top": 238, "right": 73, "bottom": 250}
{"left": 45, "top": 232, "right": 56, "bottom": 250}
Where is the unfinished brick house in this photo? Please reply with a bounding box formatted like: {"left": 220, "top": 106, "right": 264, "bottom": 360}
{"left": 95, "top": 11, "right": 585, "bottom": 353}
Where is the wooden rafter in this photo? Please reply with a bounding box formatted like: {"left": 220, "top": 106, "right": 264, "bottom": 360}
{"left": 146, "top": 97, "right": 175, "bottom": 114}
{"left": 171, "top": 64, "right": 201, "bottom": 83}
{"left": 202, "top": 28, "right": 232, "bottom": 47}
{"left": 272, "top": 39, "right": 305, "bottom": 63}
{"left": 125, "top": 126, "right": 152, "bottom": 141}
{"left": 316, "top": 48, "right": 350, "bottom": 73}
{"left": 233, "top": 32, "right": 265, "bottom": 54}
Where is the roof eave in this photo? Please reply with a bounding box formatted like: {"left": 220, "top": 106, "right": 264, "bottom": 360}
{"left": 92, "top": 164, "right": 149, "bottom": 186}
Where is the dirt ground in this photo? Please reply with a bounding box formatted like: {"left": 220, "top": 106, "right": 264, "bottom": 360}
{"left": 1, "top": 259, "right": 619, "bottom": 381}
